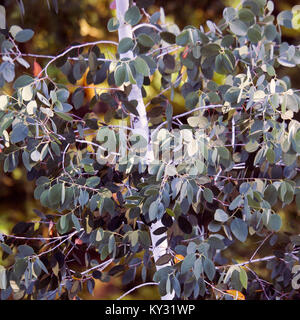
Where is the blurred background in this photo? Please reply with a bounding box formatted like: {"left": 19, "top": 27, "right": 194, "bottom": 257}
{"left": 0, "top": 0, "right": 300, "bottom": 300}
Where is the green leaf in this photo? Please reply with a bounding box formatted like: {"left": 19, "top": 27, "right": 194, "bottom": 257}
{"left": 266, "top": 148, "right": 275, "bottom": 164}
{"left": 73, "top": 61, "right": 87, "bottom": 80}
{"left": 88, "top": 51, "right": 98, "bottom": 74}
{"left": 108, "top": 234, "right": 115, "bottom": 254}
{"left": 59, "top": 214, "right": 68, "bottom": 231}
{"left": 239, "top": 268, "right": 248, "bottom": 289}
{"left": 13, "top": 75, "right": 34, "bottom": 89}
{"left": 56, "top": 112, "right": 73, "bottom": 122}
{"left": 230, "top": 218, "right": 248, "bottom": 242}
{"left": 214, "top": 209, "right": 229, "bottom": 222}
{"left": 178, "top": 215, "right": 192, "bottom": 234}
{"left": 123, "top": 100, "right": 139, "bottom": 116}
{"left": 160, "top": 31, "right": 176, "bottom": 44}
{"left": 114, "top": 64, "right": 127, "bottom": 87}
{"left": 17, "top": 244, "right": 34, "bottom": 258}
{"left": 238, "top": 8, "right": 255, "bottom": 22}
{"left": 215, "top": 53, "right": 234, "bottom": 74}
{"left": 247, "top": 25, "right": 262, "bottom": 43}
{"left": 193, "top": 258, "right": 203, "bottom": 280}
{"left": 277, "top": 58, "right": 295, "bottom": 68}
{"left": 245, "top": 140, "right": 259, "bottom": 153}
{"left": 185, "top": 91, "right": 198, "bottom": 109}
{"left": 107, "top": 17, "right": 119, "bottom": 32}
{"left": 223, "top": 7, "right": 236, "bottom": 22}
{"left": 130, "top": 231, "right": 139, "bottom": 247}
{"left": 86, "top": 176, "right": 100, "bottom": 188}
{"left": 79, "top": 189, "right": 89, "bottom": 207}
{"left": 137, "top": 33, "right": 155, "bottom": 48}
{"left": 224, "top": 87, "right": 240, "bottom": 103}
{"left": 14, "top": 258, "right": 28, "bottom": 279}
{"left": 279, "top": 181, "right": 294, "bottom": 204}
{"left": 208, "top": 221, "right": 222, "bottom": 232}
{"left": 124, "top": 6, "right": 142, "bottom": 26}
{"left": 201, "top": 44, "right": 221, "bottom": 57}
{"left": 217, "top": 146, "right": 230, "bottom": 159}
{"left": 176, "top": 30, "right": 190, "bottom": 46}
{"left": 72, "top": 88, "right": 84, "bottom": 109}
{"left": 264, "top": 24, "right": 277, "bottom": 41}
{"left": 126, "top": 63, "right": 136, "bottom": 84}
{"left": 166, "top": 208, "right": 175, "bottom": 217}
{"left": 10, "top": 123, "right": 28, "bottom": 143}
{"left": 149, "top": 200, "right": 158, "bottom": 221}
{"left": 163, "top": 54, "right": 175, "bottom": 69}
{"left": 203, "top": 188, "right": 213, "bottom": 203}
{"left": 71, "top": 213, "right": 81, "bottom": 232}
{"left": 229, "top": 195, "right": 243, "bottom": 210}
{"left": 181, "top": 254, "right": 196, "bottom": 274}
{"left": 0, "top": 243, "right": 12, "bottom": 255}
{"left": 268, "top": 214, "right": 282, "bottom": 232}
{"left": 118, "top": 37, "right": 134, "bottom": 54}
{"left": 35, "top": 258, "right": 49, "bottom": 274}
{"left": 229, "top": 19, "right": 248, "bottom": 36}
{"left": 14, "top": 29, "right": 34, "bottom": 42}
{"left": 48, "top": 183, "right": 62, "bottom": 206}
{"left": 156, "top": 254, "right": 172, "bottom": 266}
{"left": 139, "top": 231, "right": 151, "bottom": 248}
{"left": 56, "top": 89, "right": 70, "bottom": 102}
{"left": 134, "top": 56, "right": 150, "bottom": 76}
{"left": 277, "top": 10, "right": 293, "bottom": 28}
{"left": 264, "top": 184, "right": 278, "bottom": 206}
{"left": 204, "top": 258, "right": 215, "bottom": 281}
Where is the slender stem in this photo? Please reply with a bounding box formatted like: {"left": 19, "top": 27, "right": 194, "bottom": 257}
{"left": 132, "top": 23, "right": 162, "bottom": 33}
{"left": 216, "top": 250, "right": 299, "bottom": 269}
{"left": 245, "top": 266, "right": 270, "bottom": 300}
{"left": 116, "top": 282, "right": 159, "bottom": 300}
{"left": 0, "top": 52, "right": 115, "bottom": 62}
{"left": 151, "top": 104, "right": 224, "bottom": 139}
{"left": 249, "top": 232, "right": 273, "bottom": 263}
{"left": 37, "top": 40, "right": 118, "bottom": 78}
{"left": 231, "top": 117, "right": 235, "bottom": 149}
{"left": 75, "top": 139, "right": 120, "bottom": 155}
{"left": 80, "top": 258, "right": 114, "bottom": 275}
{"left": 37, "top": 230, "right": 79, "bottom": 257}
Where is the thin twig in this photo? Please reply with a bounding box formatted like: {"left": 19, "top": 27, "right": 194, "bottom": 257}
{"left": 132, "top": 23, "right": 162, "bottom": 33}
{"left": 80, "top": 258, "right": 114, "bottom": 275}
{"left": 249, "top": 232, "right": 273, "bottom": 263}
{"left": 37, "top": 230, "right": 79, "bottom": 257}
{"left": 231, "top": 117, "right": 235, "bottom": 149}
{"left": 0, "top": 52, "right": 115, "bottom": 62}
{"left": 245, "top": 266, "right": 270, "bottom": 300}
{"left": 116, "top": 282, "right": 159, "bottom": 300}
{"left": 37, "top": 40, "right": 118, "bottom": 78}
{"left": 216, "top": 250, "right": 299, "bottom": 270}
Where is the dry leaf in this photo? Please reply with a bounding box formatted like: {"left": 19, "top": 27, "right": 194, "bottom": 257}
{"left": 174, "top": 254, "right": 185, "bottom": 264}
{"left": 225, "top": 289, "right": 245, "bottom": 300}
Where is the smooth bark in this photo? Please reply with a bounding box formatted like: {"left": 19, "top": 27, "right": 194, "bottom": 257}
{"left": 115, "top": 0, "right": 174, "bottom": 300}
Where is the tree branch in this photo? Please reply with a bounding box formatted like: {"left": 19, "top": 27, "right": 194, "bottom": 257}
{"left": 116, "top": 282, "right": 159, "bottom": 300}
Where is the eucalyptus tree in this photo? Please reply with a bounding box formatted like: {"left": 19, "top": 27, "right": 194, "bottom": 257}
{"left": 0, "top": 0, "right": 300, "bottom": 300}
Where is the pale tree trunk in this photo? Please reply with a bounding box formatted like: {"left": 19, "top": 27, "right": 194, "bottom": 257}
{"left": 115, "top": 0, "right": 174, "bottom": 300}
